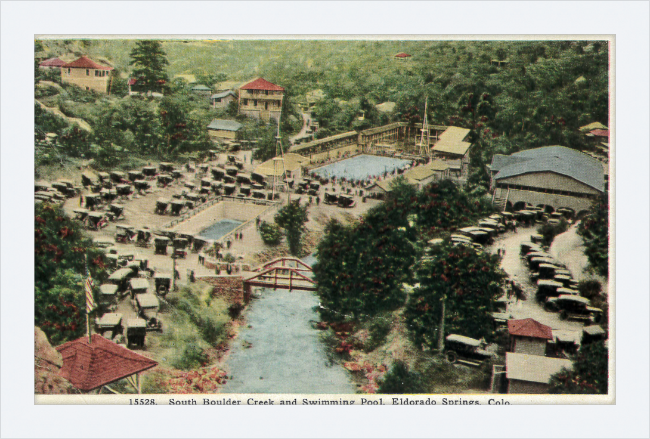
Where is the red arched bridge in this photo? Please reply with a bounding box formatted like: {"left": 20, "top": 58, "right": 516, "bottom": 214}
{"left": 244, "top": 257, "right": 315, "bottom": 292}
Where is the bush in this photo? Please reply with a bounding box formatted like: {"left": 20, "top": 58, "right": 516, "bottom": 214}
{"left": 537, "top": 219, "right": 569, "bottom": 246}
{"left": 364, "top": 316, "right": 392, "bottom": 352}
{"left": 377, "top": 361, "right": 425, "bottom": 394}
{"left": 258, "top": 220, "right": 282, "bottom": 246}
{"left": 228, "top": 302, "right": 244, "bottom": 319}
{"left": 578, "top": 279, "right": 602, "bottom": 299}
{"left": 223, "top": 253, "right": 236, "bottom": 263}
{"left": 173, "top": 342, "right": 209, "bottom": 370}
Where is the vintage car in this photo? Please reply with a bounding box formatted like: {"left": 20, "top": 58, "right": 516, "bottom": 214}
{"left": 225, "top": 165, "right": 238, "bottom": 177}
{"left": 136, "top": 228, "right": 152, "bottom": 247}
{"left": 159, "top": 162, "right": 174, "bottom": 173}
{"left": 129, "top": 277, "right": 150, "bottom": 299}
{"left": 86, "top": 212, "right": 109, "bottom": 231}
{"left": 142, "top": 166, "right": 157, "bottom": 177}
{"left": 128, "top": 170, "right": 145, "bottom": 182}
{"left": 98, "top": 284, "right": 119, "bottom": 313}
{"left": 153, "top": 273, "right": 172, "bottom": 296}
{"left": 125, "top": 318, "right": 148, "bottom": 349}
{"left": 544, "top": 295, "right": 603, "bottom": 323}
{"left": 536, "top": 279, "right": 565, "bottom": 301}
{"left": 169, "top": 200, "right": 185, "bottom": 216}
{"left": 110, "top": 171, "right": 127, "bottom": 183}
{"left": 115, "top": 224, "right": 136, "bottom": 243}
{"left": 211, "top": 167, "right": 226, "bottom": 180}
{"left": 154, "top": 236, "right": 171, "bottom": 255}
{"left": 136, "top": 293, "right": 163, "bottom": 332}
{"left": 252, "top": 190, "right": 266, "bottom": 200}
{"left": 134, "top": 179, "right": 151, "bottom": 192}
{"left": 108, "top": 203, "right": 125, "bottom": 220}
{"left": 173, "top": 237, "right": 189, "bottom": 258}
{"left": 115, "top": 184, "right": 133, "bottom": 196}
{"left": 582, "top": 325, "right": 606, "bottom": 345}
{"left": 224, "top": 183, "right": 237, "bottom": 196}
{"left": 445, "top": 334, "right": 496, "bottom": 366}
{"left": 94, "top": 312, "right": 123, "bottom": 341}
{"left": 108, "top": 268, "right": 136, "bottom": 295}
{"left": 458, "top": 227, "right": 491, "bottom": 245}
{"left": 157, "top": 173, "right": 173, "bottom": 187}
{"left": 84, "top": 193, "right": 102, "bottom": 211}
{"left": 338, "top": 194, "right": 356, "bottom": 208}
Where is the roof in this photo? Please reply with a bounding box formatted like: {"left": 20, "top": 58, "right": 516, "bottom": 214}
{"left": 579, "top": 122, "right": 608, "bottom": 132}
{"left": 40, "top": 57, "right": 67, "bottom": 67}
{"left": 173, "top": 74, "right": 196, "bottom": 83}
{"left": 136, "top": 293, "right": 159, "bottom": 308}
{"left": 255, "top": 153, "right": 310, "bottom": 176}
{"left": 361, "top": 122, "right": 407, "bottom": 137}
{"left": 583, "top": 325, "right": 605, "bottom": 336}
{"left": 446, "top": 334, "right": 481, "bottom": 347}
{"left": 211, "top": 90, "right": 236, "bottom": 99}
{"left": 506, "top": 352, "right": 572, "bottom": 384}
{"left": 127, "top": 78, "right": 137, "bottom": 85}
{"left": 508, "top": 318, "right": 553, "bottom": 340}
{"left": 395, "top": 52, "right": 412, "bottom": 58}
{"left": 290, "top": 131, "right": 358, "bottom": 152}
{"left": 56, "top": 334, "right": 157, "bottom": 391}
{"left": 432, "top": 127, "right": 472, "bottom": 156}
{"left": 130, "top": 278, "right": 150, "bottom": 290}
{"left": 99, "top": 284, "right": 118, "bottom": 295}
{"left": 191, "top": 84, "right": 212, "bottom": 91}
{"left": 240, "top": 77, "right": 284, "bottom": 91}
{"left": 207, "top": 119, "right": 243, "bottom": 132}
{"left": 491, "top": 146, "right": 604, "bottom": 192}
{"left": 62, "top": 56, "right": 114, "bottom": 71}
{"left": 375, "top": 102, "right": 396, "bottom": 113}
{"left": 588, "top": 129, "right": 609, "bottom": 137}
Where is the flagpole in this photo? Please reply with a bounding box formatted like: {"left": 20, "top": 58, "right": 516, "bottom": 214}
{"left": 85, "top": 253, "right": 92, "bottom": 344}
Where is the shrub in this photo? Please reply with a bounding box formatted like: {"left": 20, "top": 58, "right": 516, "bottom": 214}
{"left": 228, "top": 302, "right": 244, "bottom": 319}
{"left": 258, "top": 220, "right": 282, "bottom": 246}
{"left": 578, "top": 279, "right": 602, "bottom": 299}
{"left": 377, "top": 361, "right": 425, "bottom": 394}
{"left": 173, "top": 341, "right": 209, "bottom": 370}
{"left": 537, "top": 218, "right": 569, "bottom": 246}
{"left": 223, "top": 253, "right": 236, "bottom": 263}
{"left": 364, "top": 316, "right": 392, "bottom": 352}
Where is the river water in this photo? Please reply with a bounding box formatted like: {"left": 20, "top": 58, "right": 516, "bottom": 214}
{"left": 220, "top": 255, "right": 356, "bottom": 394}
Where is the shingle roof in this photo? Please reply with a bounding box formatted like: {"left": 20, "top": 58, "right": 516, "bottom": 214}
{"left": 56, "top": 334, "right": 157, "bottom": 391}
{"left": 508, "top": 318, "right": 553, "bottom": 340}
{"left": 240, "top": 77, "right": 284, "bottom": 91}
{"left": 290, "top": 131, "right": 358, "bottom": 152}
{"left": 491, "top": 146, "right": 604, "bottom": 192}
{"left": 255, "top": 153, "right": 310, "bottom": 176}
{"left": 395, "top": 52, "right": 412, "bottom": 58}
{"left": 432, "top": 126, "right": 472, "bottom": 156}
{"left": 62, "top": 56, "right": 114, "bottom": 71}
{"left": 506, "top": 352, "right": 572, "bottom": 384}
{"left": 207, "top": 119, "right": 242, "bottom": 132}
{"left": 211, "top": 90, "right": 236, "bottom": 99}
{"left": 404, "top": 160, "right": 449, "bottom": 181}
{"left": 191, "top": 84, "right": 212, "bottom": 91}
{"left": 40, "top": 57, "right": 67, "bottom": 67}
{"left": 588, "top": 129, "right": 609, "bottom": 137}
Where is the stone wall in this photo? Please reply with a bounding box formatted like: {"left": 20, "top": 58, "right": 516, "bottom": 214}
{"left": 195, "top": 275, "right": 245, "bottom": 304}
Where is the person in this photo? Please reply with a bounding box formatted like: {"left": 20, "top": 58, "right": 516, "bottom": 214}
{"left": 215, "top": 265, "right": 221, "bottom": 275}
{"left": 227, "top": 239, "right": 231, "bottom": 249}
{"left": 316, "top": 196, "right": 320, "bottom": 206}
{"left": 256, "top": 217, "right": 261, "bottom": 229}
{"left": 240, "top": 232, "right": 243, "bottom": 241}
{"left": 79, "top": 195, "right": 83, "bottom": 207}
{"left": 226, "top": 263, "right": 232, "bottom": 275}
{"left": 189, "top": 270, "right": 195, "bottom": 283}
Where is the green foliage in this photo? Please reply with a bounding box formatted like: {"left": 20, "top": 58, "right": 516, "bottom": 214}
{"left": 34, "top": 203, "right": 109, "bottom": 345}
{"left": 549, "top": 341, "right": 608, "bottom": 394}
{"left": 364, "top": 315, "right": 392, "bottom": 352}
{"left": 406, "top": 241, "right": 506, "bottom": 348}
{"left": 577, "top": 279, "right": 602, "bottom": 300}
{"left": 109, "top": 74, "right": 129, "bottom": 97}
{"left": 274, "top": 200, "right": 309, "bottom": 256}
{"left": 577, "top": 196, "right": 609, "bottom": 277}
{"left": 377, "top": 361, "right": 425, "bottom": 394}
{"left": 223, "top": 253, "right": 236, "bottom": 263}
{"left": 129, "top": 40, "right": 169, "bottom": 93}
{"left": 258, "top": 220, "right": 282, "bottom": 245}
{"left": 173, "top": 342, "right": 209, "bottom": 370}
{"left": 415, "top": 179, "right": 495, "bottom": 236}
{"left": 537, "top": 218, "right": 569, "bottom": 246}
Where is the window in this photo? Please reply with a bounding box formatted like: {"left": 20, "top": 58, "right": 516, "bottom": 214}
{"left": 243, "top": 99, "right": 248, "bottom": 105}
{"left": 86, "top": 69, "right": 90, "bottom": 76}
{"left": 67, "top": 68, "right": 71, "bottom": 74}
{"left": 254, "top": 100, "right": 258, "bottom": 107}
{"left": 215, "top": 98, "right": 221, "bottom": 103}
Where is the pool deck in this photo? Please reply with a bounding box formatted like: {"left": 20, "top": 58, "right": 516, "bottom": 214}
{"left": 310, "top": 154, "right": 411, "bottom": 181}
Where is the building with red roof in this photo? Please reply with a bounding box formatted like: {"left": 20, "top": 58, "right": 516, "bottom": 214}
{"left": 395, "top": 52, "right": 412, "bottom": 60}
{"left": 508, "top": 318, "right": 553, "bottom": 357}
{"left": 39, "top": 57, "right": 67, "bottom": 70}
{"left": 60, "top": 56, "right": 114, "bottom": 94}
{"left": 238, "top": 77, "right": 284, "bottom": 122}
{"left": 56, "top": 334, "right": 157, "bottom": 393}
{"left": 588, "top": 129, "right": 609, "bottom": 138}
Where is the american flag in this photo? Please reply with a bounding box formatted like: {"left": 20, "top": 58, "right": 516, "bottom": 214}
{"left": 85, "top": 276, "right": 96, "bottom": 312}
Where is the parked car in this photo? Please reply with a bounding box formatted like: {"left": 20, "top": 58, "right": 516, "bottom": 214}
{"left": 445, "top": 334, "right": 495, "bottom": 366}
{"left": 544, "top": 295, "right": 603, "bottom": 323}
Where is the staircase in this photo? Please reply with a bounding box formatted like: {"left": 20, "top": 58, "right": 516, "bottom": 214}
{"left": 492, "top": 188, "right": 510, "bottom": 212}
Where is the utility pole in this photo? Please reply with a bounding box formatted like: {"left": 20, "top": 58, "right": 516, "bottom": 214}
{"left": 437, "top": 296, "right": 446, "bottom": 353}
{"left": 271, "top": 121, "right": 287, "bottom": 203}
{"left": 418, "top": 97, "right": 431, "bottom": 157}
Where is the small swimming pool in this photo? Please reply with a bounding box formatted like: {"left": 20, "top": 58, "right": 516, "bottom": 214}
{"left": 310, "top": 154, "right": 411, "bottom": 181}
{"left": 198, "top": 219, "right": 243, "bottom": 240}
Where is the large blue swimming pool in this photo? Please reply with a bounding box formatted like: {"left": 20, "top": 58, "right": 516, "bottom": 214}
{"left": 198, "top": 219, "right": 243, "bottom": 240}
{"left": 310, "top": 154, "right": 411, "bottom": 181}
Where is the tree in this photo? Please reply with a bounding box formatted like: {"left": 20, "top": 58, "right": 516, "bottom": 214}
{"left": 377, "top": 361, "right": 425, "bottom": 394}
{"left": 129, "top": 40, "right": 169, "bottom": 93}
{"left": 313, "top": 181, "right": 419, "bottom": 320}
{"left": 577, "top": 195, "right": 609, "bottom": 277}
{"left": 35, "top": 203, "right": 109, "bottom": 345}
{"left": 405, "top": 241, "right": 506, "bottom": 350}
{"left": 274, "top": 200, "right": 309, "bottom": 256}
{"left": 549, "top": 341, "right": 608, "bottom": 394}
{"left": 258, "top": 220, "right": 282, "bottom": 246}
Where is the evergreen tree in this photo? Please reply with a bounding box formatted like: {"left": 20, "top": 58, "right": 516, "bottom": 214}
{"left": 577, "top": 195, "right": 609, "bottom": 277}
{"left": 129, "top": 40, "right": 169, "bottom": 93}
{"left": 274, "top": 200, "right": 309, "bottom": 256}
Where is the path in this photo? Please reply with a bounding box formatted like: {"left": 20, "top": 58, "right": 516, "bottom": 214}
{"left": 289, "top": 112, "right": 312, "bottom": 145}
{"left": 489, "top": 227, "right": 584, "bottom": 333}
{"left": 220, "top": 256, "right": 355, "bottom": 393}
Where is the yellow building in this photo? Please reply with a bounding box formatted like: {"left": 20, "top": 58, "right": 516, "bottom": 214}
{"left": 254, "top": 153, "right": 310, "bottom": 184}
{"left": 238, "top": 77, "right": 284, "bottom": 122}
{"left": 207, "top": 119, "right": 242, "bottom": 141}
{"left": 61, "top": 56, "right": 114, "bottom": 94}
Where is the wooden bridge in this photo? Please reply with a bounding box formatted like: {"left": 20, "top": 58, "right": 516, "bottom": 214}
{"left": 244, "top": 257, "right": 315, "bottom": 292}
